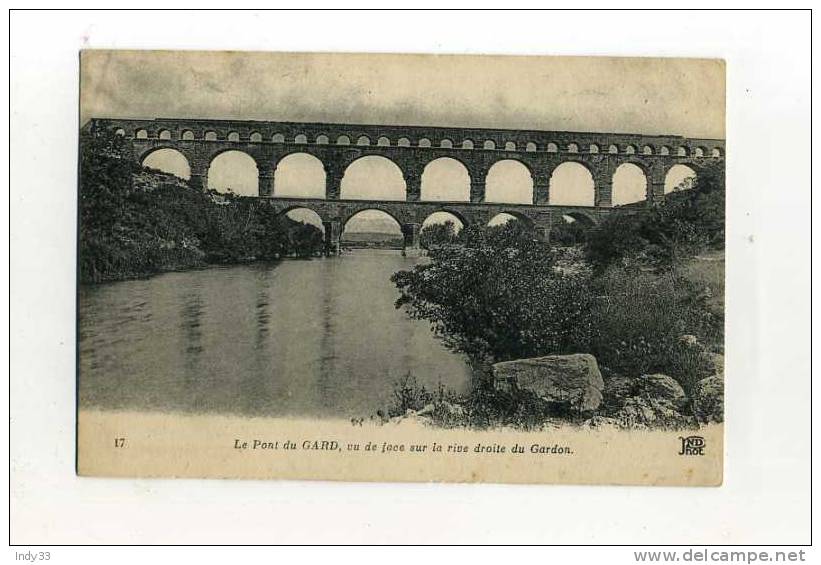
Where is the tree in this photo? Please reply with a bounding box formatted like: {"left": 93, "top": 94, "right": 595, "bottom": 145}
{"left": 419, "top": 220, "right": 458, "bottom": 249}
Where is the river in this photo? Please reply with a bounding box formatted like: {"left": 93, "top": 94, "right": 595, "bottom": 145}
{"left": 78, "top": 250, "right": 473, "bottom": 419}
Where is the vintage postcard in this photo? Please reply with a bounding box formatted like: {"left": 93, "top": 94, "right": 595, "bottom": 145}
{"left": 77, "top": 50, "right": 725, "bottom": 485}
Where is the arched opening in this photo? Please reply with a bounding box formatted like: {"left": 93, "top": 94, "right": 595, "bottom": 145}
{"left": 141, "top": 148, "right": 191, "bottom": 180}
{"left": 484, "top": 160, "right": 533, "bottom": 204}
{"left": 677, "top": 147, "right": 689, "bottom": 157}
{"left": 283, "top": 207, "right": 325, "bottom": 232}
{"left": 461, "top": 139, "right": 474, "bottom": 150}
{"left": 250, "top": 132, "right": 262, "bottom": 142}
{"left": 420, "top": 157, "right": 471, "bottom": 202}
{"left": 273, "top": 153, "right": 326, "bottom": 199}
{"left": 420, "top": 211, "right": 464, "bottom": 248}
{"left": 182, "top": 130, "right": 194, "bottom": 140}
{"left": 694, "top": 147, "right": 705, "bottom": 157}
{"left": 483, "top": 140, "right": 496, "bottom": 150}
{"left": 114, "top": 128, "right": 126, "bottom": 136}
{"left": 440, "top": 139, "right": 453, "bottom": 148}
{"left": 398, "top": 138, "right": 411, "bottom": 147}
{"left": 158, "top": 129, "right": 172, "bottom": 140}
{"left": 295, "top": 134, "right": 308, "bottom": 144}
{"left": 207, "top": 151, "right": 259, "bottom": 196}
{"left": 336, "top": 135, "right": 350, "bottom": 145}
{"left": 608, "top": 144, "right": 618, "bottom": 154}
{"left": 418, "top": 138, "right": 431, "bottom": 148}
{"left": 342, "top": 210, "right": 404, "bottom": 249}
{"left": 356, "top": 135, "right": 370, "bottom": 146}
{"left": 340, "top": 156, "right": 406, "bottom": 201}
{"left": 526, "top": 142, "right": 537, "bottom": 152}
{"left": 135, "top": 129, "right": 148, "bottom": 139}
{"left": 205, "top": 131, "right": 218, "bottom": 141}
{"left": 487, "top": 212, "right": 532, "bottom": 228}
{"left": 665, "top": 164, "right": 697, "bottom": 193}
{"left": 612, "top": 163, "right": 648, "bottom": 205}
{"left": 660, "top": 146, "right": 671, "bottom": 156}
{"left": 549, "top": 162, "right": 595, "bottom": 206}
{"left": 551, "top": 213, "right": 596, "bottom": 246}
{"left": 505, "top": 141, "right": 516, "bottom": 151}
{"left": 625, "top": 145, "right": 636, "bottom": 155}
{"left": 567, "top": 142, "right": 579, "bottom": 153}
{"left": 316, "top": 134, "right": 329, "bottom": 145}
{"left": 228, "top": 132, "right": 240, "bottom": 142}
{"left": 712, "top": 147, "right": 722, "bottom": 158}
{"left": 377, "top": 136, "right": 390, "bottom": 146}
{"left": 589, "top": 144, "right": 600, "bottom": 154}
{"left": 642, "top": 145, "right": 654, "bottom": 155}
{"left": 272, "top": 133, "right": 285, "bottom": 143}
{"left": 547, "top": 143, "right": 558, "bottom": 153}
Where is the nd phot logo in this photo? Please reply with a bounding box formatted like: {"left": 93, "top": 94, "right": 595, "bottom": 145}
{"left": 677, "top": 435, "right": 706, "bottom": 456}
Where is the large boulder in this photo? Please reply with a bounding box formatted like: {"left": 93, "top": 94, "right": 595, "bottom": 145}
{"left": 615, "top": 396, "right": 695, "bottom": 429}
{"left": 692, "top": 374, "right": 725, "bottom": 424}
{"left": 632, "top": 374, "right": 688, "bottom": 410}
{"left": 492, "top": 353, "right": 604, "bottom": 412}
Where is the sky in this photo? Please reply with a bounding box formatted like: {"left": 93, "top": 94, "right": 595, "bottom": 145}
{"left": 86, "top": 51, "right": 720, "bottom": 231}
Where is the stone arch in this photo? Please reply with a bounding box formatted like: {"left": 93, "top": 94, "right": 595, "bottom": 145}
{"left": 377, "top": 136, "right": 391, "bottom": 146}
{"left": 440, "top": 138, "right": 453, "bottom": 149}
{"left": 504, "top": 141, "right": 517, "bottom": 151}
{"left": 273, "top": 152, "right": 327, "bottom": 199}
{"left": 205, "top": 131, "right": 218, "bottom": 141}
{"left": 694, "top": 147, "right": 706, "bottom": 157}
{"left": 483, "top": 140, "right": 496, "bottom": 150}
{"left": 207, "top": 150, "right": 259, "bottom": 196}
{"left": 278, "top": 206, "right": 327, "bottom": 230}
{"left": 612, "top": 162, "right": 649, "bottom": 205}
{"left": 562, "top": 211, "right": 597, "bottom": 227}
{"left": 250, "top": 132, "right": 263, "bottom": 142}
{"left": 420, "top": 157, "right": 471, "bottom": 202}
{"left": 398, "top": 137, "right": 411, "bottom": 147}
{"left": 484, "top": 159, "right": 534, "bottom": 205}
{"left": 677, "top": 146, "right": 689, "bottom": 157}
{"left": 608, "top": 144, "right": 618, "bottom": 154}
{"left": 272, "top": 133, "right": 285, "bottom": 143}
{"left": 418, "top": 138, "right": 432, "bottom": 148}
{"left": 589, "top": 143, "right": 600, "bottom": 154}
{"left": 135, "top": 128, "right": 148, "bottom": 139}
{"left": 624, "top": 144, "right": 636, "bottom": 155}
{"left": 295, "top": 134, "right": 308, "bottom": 144}
{"left": 660, "top": 146, "right": 671, "bottom": 156}
{"left": 422, "top": 209, "right": 469, "bottom": 229}
{"left": 549, "top": 161, "right": 595, "bottom": 206}
{"left": 567, "top": 142, "right": 579, "bottom": 153}
{"left": 487, "top": 211, "right": 534, "bottom": 228}
{"left": 526, "top": 142, "right": 537, "bottom": 152}
{"left": 336, "top": 135, "right": 350, "bottom": 145}
{"left": 114, "top": 128, "right": 126, "bottom": 136}
{"left": 316, "top": 134, "right": 329, "bottom": 144}
{"left": 642, "top": 145, "right": 654, "bottom": 155}
{"left": 356, "top": 135, "right": 370, "bottom": 146}
{"left": 340, "top": 155, "right": 406, "bottom": 201}
{"left": 158, "top": 129, "right": 172, "bottom": 140}
{"left": 228, "top": 131, "right": 240, "bottom": 142}
{"left": 665, "top": 164, "right": 697, "bottom": 193}
{"left": 711, "top": 147, "right": 722, "bottom": 158}
{"left": 461, "top": 139, "right": 474, "bottom": 150}
{"left": 140, "top": 147, "right": 192, "bottom": 180}
{"left": 547, "top": 142, "right": 558, "bottom": 153}
{"left": 341, "top": 208, "right": 405, "bottom": 236}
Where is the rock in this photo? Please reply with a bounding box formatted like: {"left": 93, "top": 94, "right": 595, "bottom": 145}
{"left": 492, "top": 353, "right": 604, "bottom": 412}
{"left": 692, "top": 374, "right": 725, "bottom": 424}
{"left": 632, "top": 374, "right": 687, "bottom": 410}
{"left": 615, "top": 396, "right": 695, "bottom": 429}
{"left": 708, "top": 353, "right": 725, "bottom": 376}
{"left": 679, "top": 334, "right": 699, "bottom": 346}
{"left": 602, "top": 375, "right": 636, "bottom": 410}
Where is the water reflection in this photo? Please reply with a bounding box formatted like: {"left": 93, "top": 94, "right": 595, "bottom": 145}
{"left": 79, "top": 252, "right": 472, "bottom": 418}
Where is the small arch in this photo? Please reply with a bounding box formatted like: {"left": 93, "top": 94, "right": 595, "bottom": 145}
{"left": 250, "top": 132, "right": 263, "bottom": 142}
{"left": 589, "top": 144, "right": 600, "bottom": 154}
{"left": 181, "top": 130, "right": 195, "bottom": 141}
{"left": 461, "top": 139, "right": 474, "bottom": 150}
{"left": 114, "top": 128, "right": 126, "bottom": 136}
{"left": 487, "top": 212, "right": 533, "bottom": 228}
{"left": 158, "top": 129, "right": 172, "bottom": 140}
{"left": 135, "top": 129, "right": 148, "bottom": 139}
{"left": 504, "top": 141, "right": 517, "bottom": 151}
{"left": 608, "top": 144, "right": 618, "bottom": 154}
{"left": 316, "top": 134, "right": 329, "bottom": 145}
{"left": 398, "top": 137, "right": 411, "bottom": 147}
{"left": 642, "top": 145, "right": 654, "bottom": 155}
{"left": 712, "top": 147, "right": 722, "bottom": 158}
{"left": 440, "top": 139, "right": 453, "bottom": 149}
{"left": 525, "top": 142, "right": 537, "bottom": 152}
{"left": 227, "top": 131, "right": 240, "bottom": 142}
{"left": 421, "top": 211, "right": 465, "bottom": 247}
{"left": 483, "top": 140, "right": 496, "bottom": 150}
{"left": 694, "top": 147, "right": 705, "bottom": 158}
{"left": 356, "top": 135, "right": 370, "bottom": 146}
{"left": 625, "top": 145, "right": 636, "bottom": 155}
{"left": 567, "top": 142, "right": 579, "bottom": 153}
{"left": 422, "top": 210, "right": 468, "bottom": 231}
{"left": 418, "top": 138, "right": 431, "bottom": 148}
{"left": 660, "top": 146, "right": 671, "bottom": 156}
{"left": 377, "top": 136, "right": 391, "bottom": 146}
{"left": 272, "top": 133, "right": 285, "bottom": 143}
{"left": 294, "top": 134, "right": 308, "bottom": 144}
{"left": 141, "top": 147, "right": 191, "bottom": 180}
{"left": 336, "top": 135, "right": 351, "bottom": 145}
{"left": 677, "top": 146, "right": 689, "bottom": 157}
{"left": 547, "top": 142, "right": 558, "bottom": 153}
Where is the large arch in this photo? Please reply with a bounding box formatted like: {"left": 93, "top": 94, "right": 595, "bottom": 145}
{"left": 484, "top": 160, "right": 534, "bottom": 204}
{"left": 140, "top": 147, "right": 191, "bottom": 180}
{"left": 487, "top": 211, "right": 534, "bottom": 228}
{"left": 548, "top": 162, "right": 595, "bottom": 206}
{"left": 611, "top": 163, "right": 648, "bottom": 205}
{"left": 340, "top": 156, "right": 406, "bottom": 201}
{"left": 273, "top": 153, "right": 326, "bottom": 198}
{"left": 341, "top": 209, "right": 404, "bottom": 248}
{"left": 207, "top": 150, "right": 259, "bottom": 196}
{"left": 421, "top": 210, "right": 467, "bottom": 231}
{"left": 665, "top": 164, "right": 698, "bottom": 193}
{"left": 281, "top": 207, "right": 326, "bottom": 232}
{"left": 420, "top": 157, "right": 471, "bottom": 202}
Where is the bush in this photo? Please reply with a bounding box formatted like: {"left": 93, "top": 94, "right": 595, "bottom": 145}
{"left": 419, "top": 220, "right": 458, "bottom": 249}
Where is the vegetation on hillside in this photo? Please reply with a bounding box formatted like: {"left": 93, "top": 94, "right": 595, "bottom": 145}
{"left": 79, "top": 131, "right": 324, "bottom": 283}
